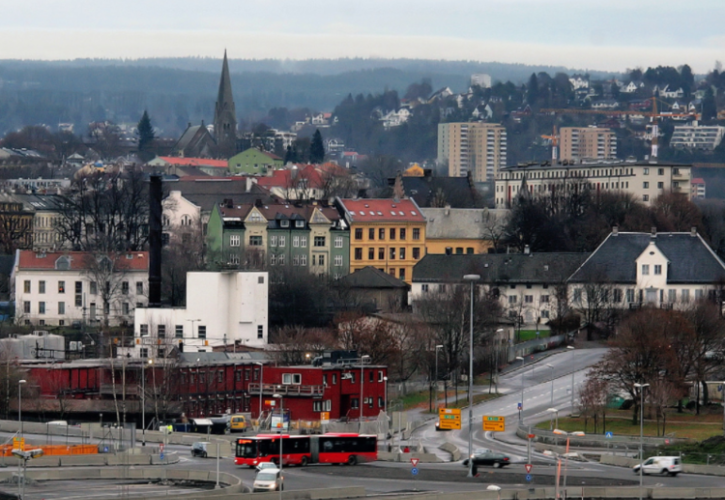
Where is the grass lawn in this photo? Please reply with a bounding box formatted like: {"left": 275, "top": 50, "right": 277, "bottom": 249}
{"left": 517, "top": 330, "right": 551, "bottom": 342}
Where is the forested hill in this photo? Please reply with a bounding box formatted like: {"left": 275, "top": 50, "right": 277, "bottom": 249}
{"left": 0, "top": 58, "right": 617, "bottom": 137}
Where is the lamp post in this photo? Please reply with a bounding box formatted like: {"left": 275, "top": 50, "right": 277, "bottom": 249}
{"left": 433, "top": 344, "right": 443, "bottom": 411}
{"left": 254, "top": 361, "right": 264, "bottom": 426}
{"left": 272, "top": 392, "right": 284, "bottom": 500}
{"left": 546, "top": 363, "right": 555, "bottom": 406}
{"left": 359, "top": 355, "right": 370, "bottom": 430}
{"left": 515, "top": 355, "right": 525, "bottom": 422}
{"left": 18, "top": 380, "right": 26, "bottom": 437}
{"left": 567, "top": 346, "right": 575, "bottom": 410}
{"left": 634, "top": 382, "right": 649, "bottom": 500}
{"left": 546, "top": 407, "right": 559, "bottom": 431}
{"left": 383, "top": 376, "right": 388, "bottom": 414}
{"left": 462, "top": 274, "right": 479, "bottom": 479}
{"left": 142, "top": 359, "right": 153, "bottom": 446}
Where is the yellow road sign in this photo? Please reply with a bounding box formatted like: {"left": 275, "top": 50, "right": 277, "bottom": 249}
{"left": 320, "top": 412, "right": 330, "bottom": 423}
{"left": 12, "top": 437, "right": 25, "bottom": 450}
{"left": 482, "top": 415, "right": 505, "bottom": 432}
{"left": 438, "top": 408, "right": 461, "bottom": 430}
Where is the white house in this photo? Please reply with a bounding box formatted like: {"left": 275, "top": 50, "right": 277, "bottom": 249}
{"left": 569, "top": 76, "right": 589, "bottom": 90}
{"left": 381, "top": 109, "right": 411, "bottom": 129}
{"left": 162, "top": 190, "right": 202, "bottom": 243}
{"left": 131, "top": 271, "right": 268, "bottom": 357}
{"left": 12, "top": 250, "right": 149, "bottom": 327}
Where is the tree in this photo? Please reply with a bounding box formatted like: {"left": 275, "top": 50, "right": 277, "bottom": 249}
{"left": 309, "top": 129, "right": 325, "bottom": 164}
{"left": 161, "top": 218, "right": 206, "bottom": 306}
{"left": 527, "top": 73, "right": 539, "bottom": 106}
{"left": 702, "top": 88, "right": 717, "bottom": 121}
{"left": 81, "top": 252, "right": 132, "bottom": 327}
{"left": 137, "top": 110, "right": 156, "bottom": 159}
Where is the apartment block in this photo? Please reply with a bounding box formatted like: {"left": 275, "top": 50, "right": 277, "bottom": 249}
{"left": 670, "top": 125, "right": 725, "bottom": 150}
{"left": 559, "top": 127, "right": 616, "bottom": 161}
{"left": 437, "top": 122, "right": 507, "bottom": 182}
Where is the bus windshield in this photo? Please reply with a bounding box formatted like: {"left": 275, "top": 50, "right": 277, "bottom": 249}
{"left": 236, "top": 440, "right": 258, "bottom": 458}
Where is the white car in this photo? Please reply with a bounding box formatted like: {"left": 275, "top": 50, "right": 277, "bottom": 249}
{"left": 633, "top": 456, "right": 682, "bottom": 476}
{"left": 253, "top": 468, "right": 283, "bottom": 492}
{"left": 255, "top": 462, "right": 278, "bottom": 471}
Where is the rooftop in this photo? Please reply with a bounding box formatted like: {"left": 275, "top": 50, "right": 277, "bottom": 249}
{"left": 17, "top": 250, "right": 149, "bottom": 271}
{"left": 337, "top": 198, "right": 425, "bottom": 223}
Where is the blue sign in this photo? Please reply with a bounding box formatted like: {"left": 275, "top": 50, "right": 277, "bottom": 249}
{"left": 160, "top": 452, "right": 164, "bottom": 459}
{"left": 526, "top": 474, "right": 532, "bottom": 482}
{"left": 518, "top": 402, "right": 522, "bottom": 410}
{"left": 103, "top": 447, "right": 108, "bottom": 453}
{"left": 605, "top": 432, "right": 613, "bottom": 439}
{"left": 411, "top": 468, "right": 419, "bottom": 476}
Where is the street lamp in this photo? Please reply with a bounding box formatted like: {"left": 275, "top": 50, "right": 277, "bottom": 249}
{"left": 18, "top": 380, "right": 26, "bottom": 436}
{"left": 433, "top": 344, "right": 443, "bottom": 411}
{"left": 254, "top": 361, "right": 264, "bottom": 425}
{"left": 567, "top": 346, "right": 575, "bottom": 410}
{"left": 383, "top": 376, "right": 388, "bottom": 414}
{"left": 462, "top": 273, "right": 479, "bottom": 479}
{"left": 272, "top": 392, "right": 284, "bottom": 500}
{"left": 359, "top": 355, "right": 370, "bottom": 430}
{"left": 634, "top": 382, "right": 650, "bottom": 500}
{"left": 546, "top": 407, "right": 559, "bottom": 431}
{"left": 545, "top": 363, "right": 555, "bottom": 406}
{"left": 142, "top": 358, "right": 153, "bottom": 446}
{"left": 552, "top": 428, "right": 584, "bottom": 499}
{"left": 515, "top": 355, "right": 525, "bottom": 422}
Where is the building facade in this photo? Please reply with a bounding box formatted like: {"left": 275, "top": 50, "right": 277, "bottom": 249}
{"left": 12, "top": 250, "right": 149, "bottom": 327}
{"left": 559, "top": 127, "right": 617, "bottom": 161}
{"left": 670, "top": 125, "right": 725, "bottom": 151}
{"left": 437, "top": 122, "right": 507, "bottom": 182}
{"left": 228, "top": 148, "right": 283, "bottom": 175}
{"left": 495, "top": 160, "right": 692, "bottom": 208}
{"left": 336, "top": 198, "right": 426, "bottom": 284}
{"left": 421, "top": 207, "right": 508, "bottom": 255}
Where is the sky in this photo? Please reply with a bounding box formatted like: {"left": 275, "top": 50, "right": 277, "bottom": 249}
{"left": 1, "top": 0, "right": 723, "bottom": 73}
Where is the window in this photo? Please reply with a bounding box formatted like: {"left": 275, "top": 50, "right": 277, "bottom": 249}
{"left": 334, "top": 236, "right": 343, "bottom": 248}
{"left": 654, "top": 264, "right": 662, "bottom": 275}
{"left": 389, "top": 228, "right": 396, "bottom": 240}
{"left": 301, "top": 236, "right": 307, "bottom": 248}
{"left": 657, "top": 182, "right": 664, "bottom": 189}
{"left": 467, "top": 248, "right": 474, "bottom": 254}
{"left": 257, "top": 325, "right": 263, "bottom": 339}
{"left": 390, "top": 248, "right": 396, "bottom": 259}
{"left": 293, "top": 255, "right": 300, "bottom": 266}
{"left": 270, "top": 235, "right": 278, "bottom": 247}
{"left": 368, "top": 248, "right": 375, "bottom": 259}
{"left": 643, "top": 194, "right": 649, "bottom": 202}
{"left": 541, "top": 310, "right": 549, "bottom": 319}
{"left": 136, "top": 282, "right": 143, "bottom": 295}
{"left": 658, "top": 168, "right": 664, "bottom": 175}
{"left": 376, "top": 228, "right": 384, "bottom": 240}
{"left": 56, "top": 281, "right": 65, "bottom": 294}
{"left": 368, "top": 228, "right": 375, "bottom": 240}
{"left": 400, "top": 228, "right": 406, "bottom": 240}
{"left": 270, "top": 254, "right": 277, "bottom": 266}
{"left": 351, "top": 398, "right": 359, "bottom": 409}
{"left": 354, "top": 248, "right": 363, "bottom": 260}
{"left": 230, "top": 235, "right": 241, "bottom": 247}
{"left": 58, "top": 301, "right": 65, "bottom": 315}
{"left": 695, "top": 289, "right": 704, "bottom": 300}
{"left": 198, "top": 325, "right": 206, "bottom": 339}
{"left": 668, "top": 289, "right": 677, "bottom": 303}
{"left": 122, "top": 302, "right": 129, "bottom": 315}
{"left": 508, "top": 295, "right": 517, "bottom": 304}
{"left": 175, "top": 325, "right": 183, "bottom": 338}
{"left": 90, "top": 281, "right": 98, "bottom": 295}
{"left": 39, "top": 281, "right": 45, "bottom": 294}
{"left": 140, "top": 348, "right": 148, "bottom": 359}
{"left": 296, "top": 220, "right": 305, "bottom": 228}
{"left": 122, "top": 281, "right": 129, "bottom": 295}
{"left": 293, "top": 236, "right": 299, "bottom": 247}
{"left": 314, "top": 236, "right": 325, "bottom": 247}
{"left": 279, "top": 235, "right": 286, "bottom": 247}
{"left": 573, "top": 288, "right": 582, "bottom": 302}
{"left": 643, "top": 168, "right": 649, "bottom": 175}
{"left": 249, "top": 236, "right": 262, "bottom": 246}
{"left": 355, "top": 228, "right": 363, "bottom": 240}
{"left": 140, "top": 324, "right": 149, "bottom": 336}
{"left": 399, "top": 268, "right": 405, "bottom": 280}
{"left": 318, "top": 255, "right": 324, "bottom": 266}
{"left": 23, "top": 301, "right": 30, "bottom": 314}
{"left": 399, "top": 248, "right": 406, "bottom": 259}
{"left": 413, "top": 228, "right": 420, "bottom": 240}
{"left": 258, "top": 276, "right": 265, "bottom": 284}
{"left": 456, "top": 247, "right": 463, "bottom": 254}
{"left": 350, "top": 372, "right": 356, "bottom": 383}
{"left": 280, "top": 220, "right": 289, "bottom": 228}
{"left": 283, "top": 373, "right": 302, "bottom": 385}
{"left": 158, "top": 325, "right": 166, "bottom": 338}
{"left": 613, "top": 289, "right": 622, "bottom": 303}
{"left": 643, "top": 182, "right": 649, "bottom": 189}
{"left": 378, "top": 248, "right": 385, "bottom": 260}
{"left": 421, "top": 284, "right": 429, "bottom": 292}
{"left": 279, "top": 254, "right": 285, "bottom": 266}
{"left": 524, "top": 295, "right": 533, "bottom": 303}
{"left": 413, "top": 247, "right": 421, "bottom": 259}
{"left": 229, "top": 253, "right": 240, "bottom": 265}
{"left": 23, "top": 280, "right": 30, "bottom": 293}
{"left": 301, "top": 254, "right": 307, "bottom": 266}
{"left": 626, "top": 289, "right": 635, "bottom": 303}
{"left": 642, "top": 264, "right": 650, "bottom": 275}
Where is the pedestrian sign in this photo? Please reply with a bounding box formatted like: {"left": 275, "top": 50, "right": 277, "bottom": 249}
{"left": 411, "top": 468, "right": 419, "bottom": 476}
{"left": 526, "top": 474, "right": 532, "bottom": 482}
{"left": 482, "top": 415, "right": 505, "bottom": 432}
{"left": 438, "top": 408, "right": 462, "bottom": 430}
{"left": 605, "top": 431, "right": 613, "bottom": 439}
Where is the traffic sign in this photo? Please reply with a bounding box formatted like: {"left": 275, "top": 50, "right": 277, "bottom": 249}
{"left": 527, "top": 434, "right": 535, "bottom": 439}
{"left": 321, "top": 412, "right": 330, "bottom": 424}
{"left": 438, "top": 408, "right": 462, "bottom": 430}
{"left": 517, "top": 402, "right": 522, "bottom": 410}
{"left": 665, "top": 439, "right": 670, "bottom": 445}
{"left": 525, "top": 474, "right": 532, "bottom": 482}
{"left": 524, "top": 464, "right": 533, "bottom": 473}
{"left": 160, "top": 443, "right": 165, "bottom": 452}
{"left": 605, "top": 431, "right": 613, "bottom": 439}
{"left": 482, "top": 415, "right": 505, "bottom": 432}
{"left": 411, "top": 468, "right": 419, "bottom": 476}
{"left": 160, "top": 452, "right": 165, "bottom": 460}
{"left": 410, "top": 458, "right": 419, "bottom": 467}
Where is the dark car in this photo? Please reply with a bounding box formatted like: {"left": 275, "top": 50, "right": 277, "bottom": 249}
{"left": 462, "top": 448, "right": 511, "bottom": 468}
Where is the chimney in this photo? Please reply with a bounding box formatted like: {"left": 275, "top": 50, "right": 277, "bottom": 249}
{"left": 444, "top": 204, "right": 451, "bottom": 216}
{"left": 691, "top": 227, "right": 697, "bottom": 237}
{"left": 612, "top": 226, "right": 618, "bottom": 236}
{"left": 524, "top": 245, "right": 530, "bottom": 255}
{"left": 148, "top": 174, "right": 163, "bottom": 308}
{"left": 445, "top": 247, "right": 452, "bottom": 255}
{"left": 651, "top": 226, "right": 657, "bottom": 237}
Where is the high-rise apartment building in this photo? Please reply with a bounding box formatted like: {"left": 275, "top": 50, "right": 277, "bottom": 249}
{"left": 437, "top": 122, "right": 507, "bottom": 182}
{"left": 559, "top": 127, "right": 616, "bottom": 161}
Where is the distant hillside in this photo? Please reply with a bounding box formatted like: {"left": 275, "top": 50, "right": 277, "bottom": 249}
{"left": 0, "top": 58, "right": 620, "bottom": 137}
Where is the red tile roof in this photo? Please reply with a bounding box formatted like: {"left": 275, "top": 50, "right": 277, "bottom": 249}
{"left": 338, "top": 199, "right": 425, "bottom": 223}
{"left": 255, "top": 166, "right": 324, "bottom": 189}
{"left": 159, "top": 157, "right": 228, "bottom": 168}
{"left": 17, "top": 251, "right": 149, "bottom": 271}
{"left": 692, "top": 178, "right": 705, "bottom": 184}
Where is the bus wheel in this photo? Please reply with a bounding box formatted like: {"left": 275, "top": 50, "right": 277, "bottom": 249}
{"left": 300, "top": 456, "right": 308, "bottom": 467}
{"left": 347, "top": 455, "right": 357, "bottom": 466}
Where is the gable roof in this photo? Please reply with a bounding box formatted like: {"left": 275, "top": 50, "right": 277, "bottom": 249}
{"left": 256, "top": 165, "right": 324, "bottom": 189}
{"left": 395, "top": 176, "right": 480, "bottom": 208}
{"left": 568, "top": 231, "right": 725, "bottom": 284}
{"left": 413, "top": 252, "right": 589, "bottom": 284}
{"left": 17, "top": 251, "right": 149, "bottom": 271}
{"left": 338, "top": 266, "right": 409, "bottom": 289}
{"left": 421, "top": 208, "right": 508, "bottom": 240}
{"left": 157, "top": 157, "right": 228, "bottom": 168}
{"left": 337, "top": 198, "right": 425, "bottom": 223}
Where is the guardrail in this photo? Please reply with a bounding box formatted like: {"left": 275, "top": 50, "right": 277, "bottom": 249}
{"left": 364, "top": 487, "right": 725, "bottom": 500}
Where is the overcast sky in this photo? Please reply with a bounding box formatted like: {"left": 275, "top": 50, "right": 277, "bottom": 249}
{"left": 1, "top": 0, "right": 723, "bottom": 73}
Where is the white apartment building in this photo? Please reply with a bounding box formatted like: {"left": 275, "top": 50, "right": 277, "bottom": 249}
{"left": 670, "top": 125, "right": 725, "bottom": 151}
{"left": 691, "top": 178, "right": 706, "bottom": 199}
{"left": 559, "top": 127, "right": 617, "bottom": 161}
{"left": 437, "top": 122, "right": 507, "bottom": 182}
{"left": 470, "top": 74, "right": 492, "bottom": 88}
{"left": 130, "top": 271, "right": 268, "bottom": 357}
{"left": 494, "top": 160, "right": 691, "bottom": 208}
{"left": 12, "top": 250, "right": 149, "bottom": 327}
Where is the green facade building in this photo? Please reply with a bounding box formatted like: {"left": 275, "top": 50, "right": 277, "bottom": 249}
{"left": 228, "top": 148, "right": 284, "bottom": 175}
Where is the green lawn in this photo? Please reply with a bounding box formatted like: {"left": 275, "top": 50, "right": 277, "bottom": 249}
{"left": 517, "top": 330, "right": 551, "bottom": 342}
{"left": 536, "top": 415, "right": 722, "bottom": 441}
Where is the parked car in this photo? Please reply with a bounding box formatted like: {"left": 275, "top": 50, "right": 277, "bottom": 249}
{"left": 633, "top": 456, "right": 681, "bottom": 476}
{"left": 462, "top": 448, "right": 511, "bottom": 468}
{"left": 191, "top": 442, "right": 210, "bottom": 458}
{"left": 230, "top": 414, "right": 249, "bottom": 433}
{"left": 255, "top": 462, "right": 278, "bottom": 472}
{"left": 253, "top": 469, "right": 283, "bottom": 492}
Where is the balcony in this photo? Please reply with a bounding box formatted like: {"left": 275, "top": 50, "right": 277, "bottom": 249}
{"left": 248, "top": 382, "right": 324, "bottom": 398}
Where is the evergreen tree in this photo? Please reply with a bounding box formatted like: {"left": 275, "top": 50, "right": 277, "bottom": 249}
{"left": 702, "top": 88, "right": 717, "bottom": 121}
{"left": 284, "top": 145, "right": 294, "bottom": 164}
{"left": 137, "top": 110, "right": 155, "bottom": 153}
{"left": 527, "top": 73, "right": 539, "bottom": 106}
{"left": 309, "top": 129, "right": 325, "bottom": 164}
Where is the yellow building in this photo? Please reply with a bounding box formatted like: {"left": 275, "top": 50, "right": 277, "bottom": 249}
{"left": 403, "top": 163, "right": 425, "bottom": 177}
{"left": 337, "top": 198, "right": 427, "bottom": 284}
{"left": 421, "top": 207, "right": 509, "bottom": 255}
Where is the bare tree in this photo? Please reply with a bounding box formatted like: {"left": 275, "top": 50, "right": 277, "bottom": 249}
{"left": 81, "top": 253, "right": 131, "bottom": 327}
{"left": 480, "top": 209, "right": 507, "bottom": 253}
{"left": 162, "top": 219, "right": 206, "bottom": 306}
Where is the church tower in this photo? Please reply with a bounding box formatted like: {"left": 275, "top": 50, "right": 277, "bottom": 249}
{"left": 214, "top": 50, "right": 237, "bottom": 155}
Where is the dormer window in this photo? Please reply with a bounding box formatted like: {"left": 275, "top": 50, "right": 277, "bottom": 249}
{"left": 296, "top": 220, "right": 305, "bottom": 228}
{"left": 55, "top": 256, "right": 71, "bottom": 270}
{"left": 281, "top": 220, "right": 289, "bottom": 228}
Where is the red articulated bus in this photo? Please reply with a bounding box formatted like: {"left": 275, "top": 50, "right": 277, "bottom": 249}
{"left": 235, "top": 433, "right": 377, "bottom": 467}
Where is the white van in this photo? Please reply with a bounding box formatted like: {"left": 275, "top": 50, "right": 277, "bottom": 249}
{"left": 633, "top": 456, "right": 682, "bottom": 476}
{"left": 253, "top": 468, "right": 283, "bottom": 492}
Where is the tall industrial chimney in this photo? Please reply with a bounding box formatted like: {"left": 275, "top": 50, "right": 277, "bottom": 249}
{"left": 148, "top": 174, "right": 162, "bottom": 307}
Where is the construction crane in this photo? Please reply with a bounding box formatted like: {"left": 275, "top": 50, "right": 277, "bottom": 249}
{"left": 540, "top": 96, "right": 700, "bottom": 159}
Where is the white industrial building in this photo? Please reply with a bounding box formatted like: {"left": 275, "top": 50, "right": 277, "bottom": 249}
{"left": 130, "top": 271, "right": 269, "bottom": 357}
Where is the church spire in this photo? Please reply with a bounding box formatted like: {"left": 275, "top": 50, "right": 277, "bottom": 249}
{"left": 214, "top": 50, "right": 237, "bottom": 156}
